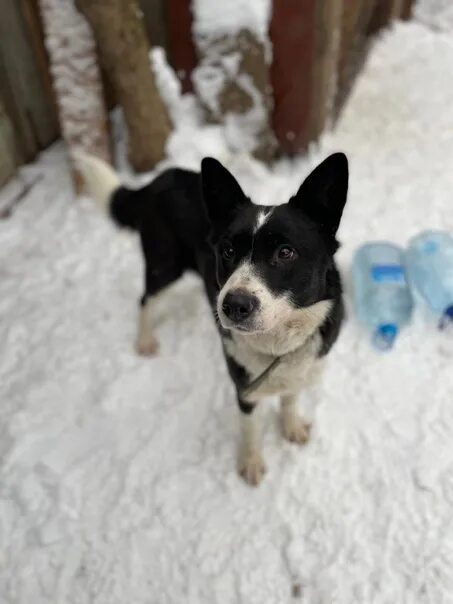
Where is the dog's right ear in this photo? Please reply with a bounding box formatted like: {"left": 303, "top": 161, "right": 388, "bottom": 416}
{"left": 201, "top": 158, "right": 248, "bottom": 228}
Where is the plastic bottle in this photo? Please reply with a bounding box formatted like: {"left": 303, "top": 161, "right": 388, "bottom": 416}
{"left": 405, "top": 230, "right": 453, "bottom": 328}
{"left": 352, "top": 243, "right": 414, "bottom": 350}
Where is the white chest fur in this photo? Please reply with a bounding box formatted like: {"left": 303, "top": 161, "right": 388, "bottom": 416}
{"left": 223, "top": 300, "right": 331, "bottom": 401}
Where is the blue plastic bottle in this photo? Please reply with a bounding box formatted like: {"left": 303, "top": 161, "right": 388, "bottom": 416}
{"left": 352, "top": 243, "right": 414, "bottom": 350}
{"left": 405, "top": 230, "right": 453, "bottom": 328}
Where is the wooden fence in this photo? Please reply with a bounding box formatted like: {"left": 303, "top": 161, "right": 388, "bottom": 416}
{"left": 0, "top": 0, "right": 414, "bottom": 187}
{"left": 0, "top": 0, "right": 59, "bottom": 185}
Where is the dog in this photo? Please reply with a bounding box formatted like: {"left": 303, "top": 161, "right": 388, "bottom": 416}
{"left": 77, "top": 152, "right": 348, "bottom": 485}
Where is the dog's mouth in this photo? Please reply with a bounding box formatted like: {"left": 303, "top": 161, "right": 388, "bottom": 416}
{"left": 229, "top": 323, "right": 256, "bottom": 334}
{"left": 218, "top": 312, "right": 266, "bottom": 335}
{"left": 226, "top": 324, "right": 263, "bottom": 335}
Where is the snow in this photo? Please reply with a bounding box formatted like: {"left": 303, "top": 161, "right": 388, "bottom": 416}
{"left": 415, "top": 0, "right": 453, "bottom": 32}
{"left": 2, "top": 12, "right": 453, "bottom": 604}
{"left": 192, "top": 0, "right": 271, "bottom": 43}
{"left": 150, "top": 48, "right": 183, "bottom": 123}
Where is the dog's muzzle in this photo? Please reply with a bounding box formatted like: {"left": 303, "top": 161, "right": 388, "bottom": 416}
{"left": 220, "top": 289, "right": 260, "bottom": 330}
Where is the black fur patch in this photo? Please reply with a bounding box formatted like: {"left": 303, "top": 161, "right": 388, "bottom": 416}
{"left": 224, "top": 353, "right": 255, "bottom": 413}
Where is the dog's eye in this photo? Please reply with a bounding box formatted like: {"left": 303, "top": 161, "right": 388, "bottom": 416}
{"left": 275, "top": 245, "right": 297, "bottom": 263}
{"left": 221, "top": 242, "right": 235, "bottom": 260}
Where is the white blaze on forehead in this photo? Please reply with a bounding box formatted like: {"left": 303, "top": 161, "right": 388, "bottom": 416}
{"left": 253, "top": 208, "right": 274, "bottom": 233}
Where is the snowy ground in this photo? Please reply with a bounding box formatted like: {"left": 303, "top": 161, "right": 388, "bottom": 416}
{"left": 2, "top": 12, "right": 453, "bottom": 604}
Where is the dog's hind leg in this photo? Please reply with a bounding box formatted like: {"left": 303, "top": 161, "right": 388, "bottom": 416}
{"left": 135, "top": 218, "right": 186, "bottom": 356}
{"left": 135, "top": 273, "right": 181, "bottom": 357}
{"left": 135, "top": 252, "right": 185, "bottom": 357}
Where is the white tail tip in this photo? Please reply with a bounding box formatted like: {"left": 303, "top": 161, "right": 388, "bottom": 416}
{"left": 74, "top": 151, "right": 120, "bottom": 211}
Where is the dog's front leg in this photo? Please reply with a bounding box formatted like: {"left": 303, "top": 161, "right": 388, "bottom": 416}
{"left": 237, "top": 399, "right": 266, "bottom": 486}
{"left": 280, "top": 394, "right": 311, "bottom": 445}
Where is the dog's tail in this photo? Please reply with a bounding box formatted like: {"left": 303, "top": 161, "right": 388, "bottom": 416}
{"left": 76, "top": 152, "right": 143, "bottom": 230}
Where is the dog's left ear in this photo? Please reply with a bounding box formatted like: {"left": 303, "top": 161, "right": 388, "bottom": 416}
{"left": 290, "top": 153, "right": 349, "bottom": 234}
{"left": 201, "top": 157, "right": 248, "bottom": 228}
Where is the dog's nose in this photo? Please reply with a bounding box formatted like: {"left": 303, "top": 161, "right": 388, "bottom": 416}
{"left": 222, "top": 290, "right": 259, "bottom": 322}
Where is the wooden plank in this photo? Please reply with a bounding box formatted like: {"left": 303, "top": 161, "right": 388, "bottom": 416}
{"left": 75, "top": 0, "right": 167, "bottom": 173}
{"left": 368, "top": 0, "right": 403, "bottom": 34}
{"left": 0, "top": 100, "right": 18, "bottom": 186}
{"left": 311, "top": 0, "right": 342, "bottom": 139}
{"left": 401, "top": 0, "right": 415, "bottom": 19}
{"left": 0, "top": 0, "right": 58, "bottom": 162}
{"left": 270, "top": 0, "right": 341, "bottom": 154}
{"left": 21, "top": 0, "right": 58, "bottom": 118}
{"left": 337, "top": 0, "right": 365, "bottom": 105}
{"left": 270, "top": 0, "right": 316, "bottom": 153}
{"left": 166, "top": 0, "right": 197, "bottom": 93}
{"left": 139, "top": 0, "right": 167, "bottom": 49}
{"left": 335, "top": 0, "right": 377, "bottom": 116}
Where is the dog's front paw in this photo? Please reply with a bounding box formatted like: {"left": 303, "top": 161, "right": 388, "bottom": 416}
{"left": 238, "top": 452, "right": 267, "bottom": 486}
{"left": 282, "top": 416, "right": 311, "bottom": 445}
{"left": 135, "top": 335, "right": 159, "bottom": 357}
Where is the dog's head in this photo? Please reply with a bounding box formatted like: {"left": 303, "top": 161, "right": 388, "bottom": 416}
{"left": 201, "top": 154, "right": 348, "bottom": 334}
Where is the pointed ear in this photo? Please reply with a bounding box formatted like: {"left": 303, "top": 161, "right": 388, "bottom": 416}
{"left": 201, "top": 158, "right": 248, "bottom": 227}
{"left": 290, "top": 153, "right": 349, "bottom": 234}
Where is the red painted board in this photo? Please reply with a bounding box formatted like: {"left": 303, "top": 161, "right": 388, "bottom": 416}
{"left": 269, "top": 0, "right": 316, "bottom": 154}
{"left": 166, "top": 0, "right": 197, "bottom": 93}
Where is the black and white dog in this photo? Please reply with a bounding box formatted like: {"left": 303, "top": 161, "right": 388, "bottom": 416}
{"left": 77, "top": 152, "right": 348, "bottom": 485}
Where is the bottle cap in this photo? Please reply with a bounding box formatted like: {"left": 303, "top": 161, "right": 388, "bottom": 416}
{"left": 439, "top": 305, "right": 453, "bottom": 330}
{"left": 373, "top": 324, "right": 398, "bottom": 351}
